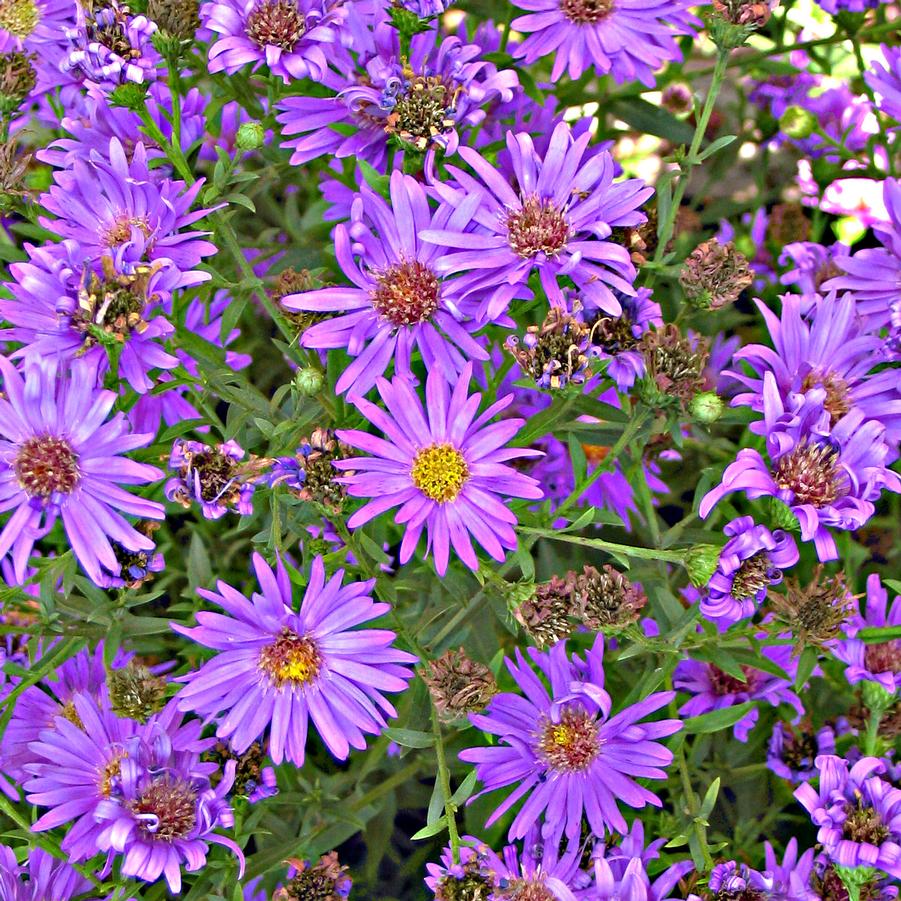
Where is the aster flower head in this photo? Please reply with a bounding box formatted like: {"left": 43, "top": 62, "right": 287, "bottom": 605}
{"left": 510, "top": 0, "right": 700, "bottom": 86}
{"left": 424, "top": 121, "right": 653, "bottom": 322}
{"left": 701, "top": 516, "right": 799, "bottom": 625}
{"left": 425, "top": 838, "right": 502, "bottom": 899}
{"left": 867, "top": 45, "right": 901, "bottom": 123}
{"left": 0, "top": 355, "right": 163, "bottom": 585}
{"left": 674, "top": 635, "right": 804, "bottom": 742}
{"left": 40, "top": 138, "right": 216, "bottom": 293}
{"left": 832, "top": 574, "right": 901, "bottom": 696}
{"left": 778, "top": 241, "right": 851, "bottom": 309}
{"left": 276, "top": 22, "right": 519, "bottom": 167}
{"left": 62, "top": 0, "right": 160, "bottom": 90}
{"left": 268, "top": 427, "right": 353, "bottom": 510}
{"left": 335, "top": 363, "right": 543, "bottom": 576}
{"left": 706, "top": 861, "right": 770, "bottom": 899}
{"left": 0, "top": 845, "right": 96, "bottom": 901}
{"left": 460, "top": 635, "right": 681, "bottom": 844}
{"left": 699, "top": 377, "right": 901, "bottom": 561}
{"left": 762, "top": 838, "right": 817, "bottom": 901}
{"left": 0, "top": 0, "right": 75, "bottom": 91}
{"left": 273, "top": 852, "right": 352, "bottom": 900}
{"left": 202, "top": 0, "right": 348, "bottom": 84}
{"left": 282, "top": 171, "right": 489, "bottom": 397}
{"left": 795, "top": 755, "right": 901, "bottom": 880}
{"left": 174, "top": 552, "right": 416, "bottom": 766}
{"left": 767, "top": 721, "right": 839, "bottom": 784}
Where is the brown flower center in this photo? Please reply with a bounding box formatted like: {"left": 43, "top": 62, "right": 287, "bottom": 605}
{"left": 842, "top": 803, "right": 890, "bottom": 846}
{"left": 496, "top": 878, "right": 556, "bottom": 901}
{"left": 14, "top": 435, "right": 80, "bottom": 498}
{"left": 560, "top": 0, "right": 614, "bottom": 24}
{"left": 505, "top": 195, "right": 571, "bottom": 259}
{"left": 99, "top": 751, "right": 126, "bottom": 797}
{"left": 385, "top": 74, "right": 457, "bottom": 151}
{"left": 774, "top": 439, "right": 848, "bottom": 508}
{"left": 260, "top": 628, "right": 322, "bottom": 688}
{"left": 411, "top": 443, "right": 469, "bottom": 503}
{"left": 709, "top": 665, "right": 756, "bottom": 696}
{"left": 536, "top": 707, "right": 601, "bottom": 773}
{"left": 864, "top": 640, "right": 901, "bottom": 675}
{"left": 245, "top": 0, "right": 304, "bottom": 51}
{"left": 730, "top": 551, "right": 772, "bottom": 600}
{"left": 371, "top": 260, "right": 440, "bottom": 327}
{"left": 131, "top": 777, "right": 197, "bottom": 842}
{"left": 0, "top": 0, "right": 38, "bottom": 38}
{"left": 103, "top": 214, "right": 152, "bottom": 248}
{"left": 800, "top": 368, "right": 851, "bottom": 424}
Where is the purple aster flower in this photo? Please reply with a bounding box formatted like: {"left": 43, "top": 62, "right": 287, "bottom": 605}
{"left": 592, "top": 854, "right": 693, "bottom": 901}
{"left": 795, "top": 755, "right": 901, "bottom": 880}
{"left": 277, "top": 22, "right": 518, "bottom": 166}
{"left": 425, "top": 837, "right": 503, "bottom": 898}
{"left": 401, "top": 0, "right": 450, "bottom": 15}
{"left": 202, "top": 0, "right": 348, "bottom": 84}
{"left": 868, "top": 45, "right": 901, "bottom": 123}
{"left": 832, "top": 574, "right": 901, "bottom": 696}
{"left": 0, "top": 845, "right": 96, "bottom": 900}
{"left": 174, "top": 552, "right": 416, "bottom": 765}
{"left": 729, "top": 294, "right": 901, "bottom": 444}
{"left": 827, "top": 178, "right": 901, "bottom": 328}
{"left": 767, "top": 721, "right": 839, "bottom": 784}
{"left": 62, "top": 0, "right": 160, "bottom": 90}
{"left": 282, "top": 171, "right": 489, "bottom": 397}
{"left": 699, "top": 378, "right": 901, "bottom": 561}
{"left": 763, "top": 838, "right": 817, "bottom": 901}
{"left": 334, "top": 363, "right": 543, "bottom": 576}
{"left": 424, "top": 122, "right": 653, "bottom": 321}
{"left": 0, "top": 355, "right": 164, "bottom": 585}
{"left": 459, "top": 635, "right": 681, "bottom": 844}
{"left": 510, "top": 0, "right": 700, "bottom": 86}
{"left": 0, "top": 0, "right": 75, "bottom": 91}
{"left": 674, "top": 635, "right": 804, "bottom": 742}
{"left": 0, "top": 242, "right": 180, "bottom": 395}
{"left": 778, "top": 241, "right": 851, "bottom": 310}
{"left": 701, "top": 516, "right": 799, "bottom": 625}
{"left": 707, "top": 862, "right": 771, "bottom": 898}
{"left": 40, "top": 138, "right": 216, "bottom": 292}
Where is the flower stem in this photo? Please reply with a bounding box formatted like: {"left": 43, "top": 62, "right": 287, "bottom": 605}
{"left": 432, "top": 706, "right": 462, "bottom": 865}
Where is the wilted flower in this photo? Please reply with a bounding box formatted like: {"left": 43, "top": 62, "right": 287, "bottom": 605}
{"left": 513, "top": 574, "right": 579, "bottom": 647}
{"left": 638, "top": 324, "right": 710, "bottom": 410}
{"left": 268, "top": 429, "right": 353, "bottom": 511}
{"left": 423, "top": 648, "right": 498, "bottom": 721}
{"left": 273, "top": 851, "right": 352, "bottom": 900}
{"left": 769, "top": 566, "right": 854, "bottom": 653}
{"left": 107, "top": 660, "right": 168, "bottom": 723}
{"left": 679, "top": 239, "right": 753, "bottom": 311}
{"left": 504, "top": 305, "right": 592, "bottom": 390}
{"left": 574, "top": 564, "right": 647, "bottom": 631}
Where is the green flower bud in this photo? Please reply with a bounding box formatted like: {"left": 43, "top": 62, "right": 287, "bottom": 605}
{"left": 862, "top": 679, "right": 897, "bottom": 714}
{"left": 779, "top": 105, "right": 817, "bottom": 140}
{"left": 235, "top": 121, "right": 266, "bottom": 152}
{"left": 110, "top": 81, "right": 149, "bottom": 112}
{"left": 294, "top": 367, "right": 325, "bottom": 396}
{"left": 684, "top": 544, "right": 721, "bottom": 588}
{"left": 689, "top": 391, "right": 725, "bottom": 424}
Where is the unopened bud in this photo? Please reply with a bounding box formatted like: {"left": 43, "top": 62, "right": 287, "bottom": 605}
{"left": 294, "top": 366, "right": 325, "bottom": 397}
{"left": 422, "top": 648, "right": 498, "bottom": 721}
{"left": 779, "top": 105, "right": 817, "bottom": 140}
{"left": 685, "top": 544, "right": 721, "bottom": 588}
{"left": 235, "top": 121, "right": 266, "bottom": 152}
{"left": 680, "top": 238, "right": 753, "bottom": 311}
{"left": 661, "top": 84, "right": 693, "bottom": 116}
{"left": 690, "top": 391, "right": 725, "bottom": 424}
{"left": 862, "top": 679, "right": 897, "bottom": 714}
{"left": 110, "top": 81, "right": 149, "bottom": 111}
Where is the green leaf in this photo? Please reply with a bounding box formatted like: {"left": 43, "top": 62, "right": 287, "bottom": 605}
{"left": 383, "top": 727, "right": 435, "bottom": 749}
{"left": 696, "top": 134, "right": 738, "bottom": 162}
{"left": 411, "top": 817, "right": 447, "bottom": 841}
{"left": 450, "top": 769, "right": 478, "bottom": 807}
{"left": 698, "top": 777, "right": 721, "bottom": 819}
{"left": 608, "top": 98, "right": 694, "bottom": 144}
{"left": 794, "top": 645, "right": 819, "bottom": 691}
{"left": 683, "top": 701, "right": 756, "bottom": 734}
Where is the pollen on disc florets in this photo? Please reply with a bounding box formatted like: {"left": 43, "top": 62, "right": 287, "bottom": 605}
{"left": 411, "top": 443, "right": 469, "bottom": 503}
{"left": 505, "top": 195, "right": 572, "bottom": 259}
{"left": 371, "top": 259, "right": 440, "bottom": 327}
{"left": 75, "top": 259, "right": 153, "bottom": 346}
{"left": 102, "top": 214, "right": 152, "bottom": 248}
{"left": 774, "top": 438, "right": 849, "bottom": 508}
{"left": 131, "top": 777, "right": 198, "bottom": 841}
{"left": 842, "top": 802, "right": 891, "bottom": 845}
{"left": 536, "top": 706, "right": 601, "bottom": 773}
{"left": 259, "top": 628, "right": 322, "bottom": 689}
{"left": 0, "top": 0, "right": 39, "bottom": 39}
{"left": 385, "top": 72, "right": 458, "bottom": 151}
{"left": 559, "top": 0, "right": 614, "bottom": 25}
{"left": 730, "top": 551, "right": 774, "bottom": 600}
{"left": 14, "top": 434, "right": 81, "bottom": 499}
{"left": 245, "top": 0, "right": 304, "bottom": 51}
{"left": 801, "top": 368, "right": 851, "bottom": 424}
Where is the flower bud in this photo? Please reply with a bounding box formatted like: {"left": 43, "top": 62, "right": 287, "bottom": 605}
{"left": 779, "top": 105, "right": 817, "bottom": 140}
{"left": 235, "top": 121, "right": 266, "bottom": 152}
{"left": 862, "top": 680, "right": 897, "bottom": 714}
{"left": 689, "top": 391, "right": 725, "bottom": 424}
{"left": 294, "top": 366, "right": 325, "bottom": 397}
{"left": 685, "top": 544, "right": 721, "bottom": 588}
{"left": 679, "top": 238, "right": 753, "bottom": 311}
{"left": 110, "top": 81, "right": 149, "bottom": 111}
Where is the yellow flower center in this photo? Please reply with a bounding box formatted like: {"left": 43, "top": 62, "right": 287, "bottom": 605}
{"left": 0, "top": 0, "right": 39, "bottom": 39}
{"left": 410, "top": 443, "right": 469, "bottom": 504}
{"left": 536, "top": 708, "right": 601, "bottom": 772}
{"left": 259, "top": 628, "right": 321, "bottom": 689}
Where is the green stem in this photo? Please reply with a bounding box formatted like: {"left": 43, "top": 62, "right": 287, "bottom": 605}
{"left": 864, "top": 708, "right": 882, "bottom": 756}
{"left": 516, "top": 527, "right": 687, "bottom": 565}
{"left": 431, "top": 707, "right": 462, "bottom": 865}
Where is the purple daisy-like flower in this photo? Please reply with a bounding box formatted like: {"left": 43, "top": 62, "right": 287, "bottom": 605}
{"left": 816, "top": 0, "right": 888, "bottom": 11}
{"left": 701, "top": 516, "right": 799, "bottom": 624}
{"left": 778, "top": 241, "right": 851, "bottom": 309}
{"left": 832, "top": 574, "right": 901, "bottom": 696}
{"left": 459, "top": 635, "right": 681, "bottom": 844}
{"left": 62, "top": 0, "right": 160, "bottom": 90}
{"left": 592, "top": 855, "right": 692, "bottom": 901}
{"left": 729, "top": 294, "right": 901, "bottom": 444}
{"left": 202, "top": 0, "right": 348, "bottom": 84}
{"left": 40, "top": 138, "right": 216, "bottom": 292}
{"left": 335, "top": 363, "right": 543, "bottom": 575}
{"left": 795, "top": 755, "right": 901, "bottom": 880}
{"left": 762, "top": 838, "right": 817, "bottom": 901}
{"left": 277, "top": 22, "right": 518, "bottom": 167}
{"left": 767, "top": 721, "right": 840, "bottom": 784}
{"left": 0, "top": 242, "right": 179, "bottom": 395}
{"left": 0, "top": 845, "right": 96, "bottom": 901}
{"left": 510, "top": 0, "right": 700, "bottom": 86}
{"left": 674, "top": 636, "right": 804, "bottom": 742}
{"left": 699, "top": 377, "right": 901, "bottom": 561}
{"left": 827, "top": 178, "right": 901, "bottom": 328}
{"left": 0, "top": 355, "right": 164, "bottom": 585}
{"left": 707, "top": 862, "right": 771, "bottom": 898}
{"left": 0, "top": 0, "right": 75, "bottom": 90}
{"left": 424, "top": 121, "right": 652, "bottom": 321}
{"left": 282, "top": 171, "right": 489, "bottom": 396}
{"left": 174, "top": 552, "right": 416, "bottom": 765}
{"left": 867, "top": 45, "right": 901, "bottom": 123}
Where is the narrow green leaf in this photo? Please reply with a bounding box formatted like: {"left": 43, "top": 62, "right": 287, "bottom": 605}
{"left": 683, "top": 701, "right": 756, "bottom": 734}
{"left": 383, "top": 727, "right": 435, "bottom": 749}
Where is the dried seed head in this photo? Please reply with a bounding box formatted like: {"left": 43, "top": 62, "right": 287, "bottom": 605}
{"left": 275, "top": 268, "right": 335, "bottom": 336}
{"left": 146, "top": 0, "right": 200, "bottom": 39}
{"left": 423, "top": 648, "right": 498, "bottom": 721}
{"left": 385, "top": 70, "right": 458, "bottom": 151}
{"left": 514, "top": 575, "right": 579, "bottom": 647}
{"left": 505, "top": 306, "right": 591, "bottom": 390}
{"left": 574, "top": 564, "right": 647, "bottom": 631}
{"left": 435, "top": 855, "right": 495, "bottom": 901}
{"left": 767, "top": 202, "right": 810, "bottom": 248}
{"left": 769, "top": 566, "right": 854, "bottom": 654}
{"left": 275, "top": 851, "right": 352, "bottom": 901}
{"left": 203, "top": 740, "right": 269, "bottom": 797}
{"left": 638, "top": 324, "right": 709, "bottom": 410}
{"left": 679, "top": 239, "right": 753, "bottom": 311}
{"left": 107, "top": 660, "right": 167, "bottom": 723}
{"left": 273, "top": 429, "right": 353, "bottom": 510}
{"left": 0, "top": 51, "right": 35, "bottom": 113}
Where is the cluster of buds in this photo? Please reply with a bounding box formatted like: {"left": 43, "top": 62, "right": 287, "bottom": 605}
{"left": 165, "top": 438, "right": 270, "bottom": 520}
{"left": 274, "top": 852, "right": 352, "bottom": 901}
{"left": 515, "top": 566, "right": 646, "bottom": 646}
{"left": 107, "top": 660, "right": 168, "bottom": 723}
{"left": 268, "top": 429, "right": 355, "bottom": 511}
{"left": 422, "top": 648, "right": 498, "bottom": 721}
{"left": 504, "top": 305, "right": 593, "bottom": 389}
{"left": 638, "top": 324, "right": 710, "bottom": 411}
{"left": 679, "top": 238, "right": 753, "bottom": 311}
